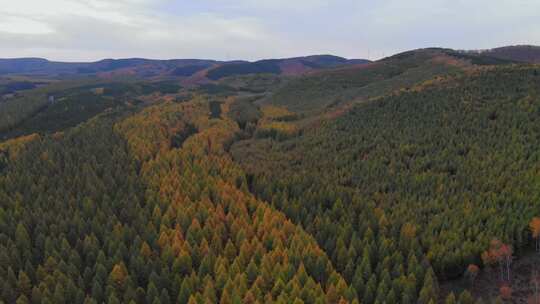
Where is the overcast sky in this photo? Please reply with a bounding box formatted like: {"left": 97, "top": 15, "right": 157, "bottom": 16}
{"left": 0, "top": 0, "right": 539, "bottom": 61}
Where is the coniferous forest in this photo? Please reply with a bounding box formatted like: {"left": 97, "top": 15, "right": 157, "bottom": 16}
{"left": 1, "top": 48, "right": 540, "bottom": 303}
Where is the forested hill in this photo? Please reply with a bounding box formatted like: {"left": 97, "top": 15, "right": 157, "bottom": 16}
{"left": 1, "top": 47, "right": 540, "bottom": 304}
{"left": 480, "top": 45, "right": 540, "bottom": 63}
{"left": 259, "top": 48, "right": 473, "bottom": 114}
{"left": 0, "top": 97, "right": 353, "bottom": 303}
{"left": 233, "top": 64, "right": 540, "bottom": 303}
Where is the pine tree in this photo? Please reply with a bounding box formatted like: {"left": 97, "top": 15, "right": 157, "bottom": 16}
{"left": 418, "top": 270, "right": 437, "bottom": 304}
{"left": 91, "top": 279, "right": 104, "bottom": 303}
{"left": 160, "top": 289, "right": 171, "bottom": 304}
{"left": 177, "top": 279, "right": 192, "bottom": 304}
{"left": 458, "top": 290, "right": 474, "bottom": 304}
{"left": 15, "top": 224, "right": 31, "bottom": 255}
{"left": 31, "top": 286, "right": 42, "bottom": 304}
{"left": 108, "top": 293, "right": 121, "bottom": 304}
{"left": 109, "top": 263, "right": 128, "bottom": 291}
{"left": 17, "top": 271, "right": 32, "bottom": 297}
{"left": 16, "top": 295, "right": 29, "bottom": 304}
{"left": 444, "top": 292, "right": 456, "bottom": 304}
{"left": 53, "top": 284, "right": 65, "bottom": 304}
{"left": 363, "top": 275, "right": 376, "bottom": 304}
{"left": 146, "top": 281, "right": 159, "bottom": 304}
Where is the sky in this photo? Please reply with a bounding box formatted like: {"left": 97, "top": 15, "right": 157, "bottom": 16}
{"left": 0, "top": 0, "right": 539, "bottom": 62}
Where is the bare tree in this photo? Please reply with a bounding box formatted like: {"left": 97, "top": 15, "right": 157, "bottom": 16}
{"left": 532, "top": 269, "right": 540, "bottom": 304}
{"left": 482, "top": 239, "right": 513, "bottom": 282}
{"left": 530, "top": 217, "right": 540, "bottom": 252}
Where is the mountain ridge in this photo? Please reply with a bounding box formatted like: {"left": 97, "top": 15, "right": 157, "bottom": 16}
{"left": 0, "top": 55, "right": 370, "bottom": 80}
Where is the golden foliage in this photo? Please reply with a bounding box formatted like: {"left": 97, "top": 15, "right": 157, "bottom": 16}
{"left": 530, "top": 217, "right": 540, "bottom": 238}
{"left": 0, "top": 133, "right": 40, "bottom": 161}
{"left": 113, "top": 96, "right": 350, "bottom": 302}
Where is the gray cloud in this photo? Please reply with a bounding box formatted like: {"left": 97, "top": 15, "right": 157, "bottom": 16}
{"left": 0, "top": 0, "right": 539, "bottom": 61}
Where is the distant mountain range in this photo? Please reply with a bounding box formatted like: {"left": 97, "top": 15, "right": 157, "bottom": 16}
{"left": 2, "top": 45, "right": 538, "bottom": 83}
{"left": 0, "top": 55, "right": 370, "bottom": 81}
{"left": 480, "top": 45, "right": 540, "bottom": 63}
{"left": 452, "top": 45, "right": 540, "bottom": 64}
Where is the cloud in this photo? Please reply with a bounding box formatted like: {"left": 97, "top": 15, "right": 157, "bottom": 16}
{"left": 0, "top": 0, "right": 283, "bottom": 61}
{"left": 207, "top": 0, "right": 331, "bottom": 11}
{"left": 336, "top": 0, "right": 540, "bottom": 58}
{"left": 0, "top": 0, "right": 539, "bottom": 61}
{"left": 0, "top": 16, "right": 54, "bottom": 34}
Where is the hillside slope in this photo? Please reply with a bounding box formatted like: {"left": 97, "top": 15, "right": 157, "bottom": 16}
{"left": 481, "top": 45, "right": 540, "bottom": 63}
{"left": 2, "top": 46, "right": 540, "bottom": 304}
{"left": 261, "top": 48, "right": 468, "bottom": 113}
{"left": 0, "top": 96, "right": 355, "bottom": 303}
{"left": 206, "top": 55, "right": 370, "bottom": 80}
{"left": 233, "top": 65, "right": 540, "bottom": 303}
